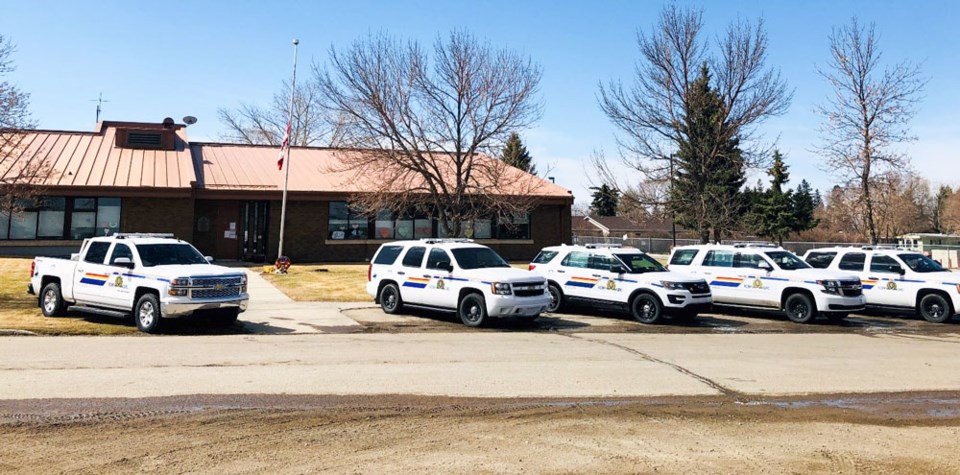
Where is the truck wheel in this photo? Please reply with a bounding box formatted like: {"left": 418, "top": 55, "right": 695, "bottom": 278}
{"left": 919, "top": 294, "right": 952, "bottom": 323}
{"left": 785, "top": 293, "right": 817, "bottom": 323}
{"left": 546, "top": 284, "right": 564, "bottom": 313}
{"left": 134, "top": 293, "right": 162, "bottom": 333}
{"left": 458, "top": 293, "right": 487, "bottom": 327}
{"left": 379, "top": 283, "right": 403, "bottom": 314}
{"left": 40, "top": 282, "right": 66, "bottom": 317}
{"left": 630, "top": 293, "right": 663, "bottom": 324}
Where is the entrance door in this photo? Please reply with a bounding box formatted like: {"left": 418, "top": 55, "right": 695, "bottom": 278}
{"left": 241, "top": 201, "right": 270, "bottom": 262}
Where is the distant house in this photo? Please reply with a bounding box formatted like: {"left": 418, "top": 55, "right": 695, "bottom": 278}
{"left": 1, "top": 119, "right": 573, "bottom": 262}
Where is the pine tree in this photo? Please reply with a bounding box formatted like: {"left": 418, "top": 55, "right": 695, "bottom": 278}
{"left": 792, "top": 179, "right": 820, "bottom": 234}
{"left": 589, "top": 184, "right": 620, "bottom": 216}
{"left": 671, "top": 64, "right": 745, "bottom": 243}
{"left": 501, "top": 132, "right": 537, "bottom": 175}
{"left": 752, "top": 151, "right": 795, "bottom": 245}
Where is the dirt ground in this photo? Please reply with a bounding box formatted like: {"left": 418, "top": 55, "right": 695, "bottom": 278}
{"left": 2, "top": 392, "right": 959, "bottom": 474}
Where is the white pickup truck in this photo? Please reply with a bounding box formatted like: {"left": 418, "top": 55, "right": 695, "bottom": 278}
{"left": 28, "top": 233, "right": 249, "bottom": 333}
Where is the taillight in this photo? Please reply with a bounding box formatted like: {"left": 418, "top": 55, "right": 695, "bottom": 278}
{"left": 528, "top": 264, "right": 536, "bottom": 271}
{"left": 367, "top": 263, "right": 372, "bottom": 282}
{"left": 30, "top": 261, "right": 36, "bottom": 278}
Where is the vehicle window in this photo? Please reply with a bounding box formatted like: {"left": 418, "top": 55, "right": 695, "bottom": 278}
{"left": 109, "top": 243, "right": 133, "bottom": 265}
{"left": 426, "top": 248, "right": 452, "bottom": 270}
{"left": 450, "top": 247, "right": 510, "bottom": 270}
{"left": 83, "top": 241, "right": 110, "bottom": 264}
{"left": 735, "top": 253, "right": 766, "bottom": 269}
{"left": 702, "top": 250, "right": 734, "bottom": 267}
{"left": 532, "top": 250, "right": 559, "bottom": 264}
{"left": 838, "top": 253, "right": 865, "bottom": 271}
{"left": 669, "top": 249, "right": 699, "bottom": 266}
{"left": 764, "top": 251, "right": 811, "bottom": 270}
{"left": 560, "top": 251, "right": 590, "bottom": 268}
{"left": 614, "top": 253, "right": 666, "bottom": 273}
{"left": 587, "top": 254, "right": 616, "bottom": 270}
{"left": 898, "top": 253, "right": 947, "bottom": 273}
{"left": 138, "top": 244, "right": 208, "bottom": 267}
{"left": 401, "top": 246, "right": 426, "bottom": 268}
{"left": 805, "top": 251, "right": 836, "bottom": 269}
{"left": 870, "top": 254, "right": 901, "bottom": 274}
{"left": 373, "top": 245, "right": 404, "bottom": 265}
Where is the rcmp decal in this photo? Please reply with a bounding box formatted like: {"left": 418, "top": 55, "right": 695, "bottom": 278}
{"left": 566, "top": 276, "right": 600, "bottom": 288}
{"left": 403, "top": 277, "right": 430, "bottom": 289}
{"left": 80, "top": 273, "right": 109, "bottom": 286}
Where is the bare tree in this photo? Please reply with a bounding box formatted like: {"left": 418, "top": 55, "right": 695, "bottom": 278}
{"left": 595, "top": 5, "right": 790, "bottom": 205}
{"left": 218, "top": 79, "right": 343, "bottom": 147}
{"left": 0, "top": 34, "right": 47, "bottom": 217}
{"left": 314, "top": 31, "right": 545, "bottom": 236}
{"left": 816, "top": 18, "right": 925, "bottom": 244}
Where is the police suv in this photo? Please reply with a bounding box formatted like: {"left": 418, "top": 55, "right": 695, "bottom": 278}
{"left": 366, "top": 239, "right": 551, "bottom": 327}
{"left": 803, "top": 246, "right": 959, "bottom": 323}
{"left": 528, "top": 243, "right": 711, "bottom": 323}
{"left": 668, "top": 243, "right": 865, "bottom": 323}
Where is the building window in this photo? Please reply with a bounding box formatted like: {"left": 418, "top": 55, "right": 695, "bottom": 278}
{"left": 328, "top": 202, "right": 368, "bottom": 240}
{"left": 0, "top": 197, "right": 121, "bottom": 241}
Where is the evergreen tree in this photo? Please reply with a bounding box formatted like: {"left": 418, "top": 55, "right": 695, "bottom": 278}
{"left": 501, "top": 132, "right": 537, "bottom": 175}
{"left": 671, "top": 64, "right": 745, "bottom": 243}
{"left": 589, "top": 184, "right": 620, "bottom": 216}
{"left": 752, "top": 151, "right": 795, "bottom": 245}
{"left": 792, "top": 179, "right": 820, "bottom": 235}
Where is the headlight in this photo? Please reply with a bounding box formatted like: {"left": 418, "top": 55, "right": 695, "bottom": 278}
{"left": 168, "top": 288, "right": 189, "bottom": 296}
{"left": 491, "top": 282, "right": 512, "bottom": 295}
{"left": 170, "top": 277, "right": 190, "bottom": 286}
{"left": 817, "top": 280, "right": 841, "bottom": 294}
{"left": 661, "top": 281, "right": 687, "bottom": 290}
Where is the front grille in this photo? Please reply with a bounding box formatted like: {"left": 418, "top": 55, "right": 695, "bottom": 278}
{"left": 192, "top": 276, "right": 244, "bottom": 287}
{"left": 513, "top": 281, "right": 546, "bottom": 297}
{"left": 839, "top": 280, "right": 863, "bottom": 297}
{"left": 192, "top": 287, "right": 242, "bottom": 299}
{"left": 689, "top": 282, "right": 711, "bottom": 294}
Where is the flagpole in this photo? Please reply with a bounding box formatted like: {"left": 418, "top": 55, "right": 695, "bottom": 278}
{"left": 277, "top": 38, "right": 299, "bottom": 261}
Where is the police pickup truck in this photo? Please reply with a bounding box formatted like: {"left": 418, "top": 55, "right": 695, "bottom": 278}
{"left": 28, "top": 233, "right": 249, "bottom": 333}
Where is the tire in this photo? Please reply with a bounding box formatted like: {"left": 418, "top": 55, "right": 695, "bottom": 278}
{"left": 458, "top": 293, "right": 487, "bottom": 327}
{"left": 379, "top": 283, "right": 403, "bottom": 314}
{"left": 215, "top": 308, "right": 240, "bottom": 326}
{"left": 784, "top": 293, "right": 817, "bottom": 323}
{"left": 40, "top": 282, "right": 66, "bottom": 317}
{"left": 918, "top": 293, "right": 952, "bottom": 323}
{"left": 630, "top": 293, "right": 663, "bottom": 324}
{"left": 546, "top": 284, "right": 564, "bottom": 313}
{"left": 134, "top": 293, "right": 162, "bottom": 333}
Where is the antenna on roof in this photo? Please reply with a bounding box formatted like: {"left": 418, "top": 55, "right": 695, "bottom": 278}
{"left": 90, "top": 92, "right": 111, "bottom": 122}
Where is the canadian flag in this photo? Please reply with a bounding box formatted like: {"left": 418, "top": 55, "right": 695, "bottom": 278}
{"left": 277, "top": 121, "right": 291, "bottom": 170}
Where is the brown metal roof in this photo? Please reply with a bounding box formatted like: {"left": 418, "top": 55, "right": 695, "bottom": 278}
{"left": 192, "top": 143, "right": 572, "bottom": 198}
{"left": 0, "top": 122, "right": 195, "bottom": 190}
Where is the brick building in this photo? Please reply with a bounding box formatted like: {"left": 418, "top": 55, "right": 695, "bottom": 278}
{"left": 1, "top": 120, "right": 573, "bottom": 262}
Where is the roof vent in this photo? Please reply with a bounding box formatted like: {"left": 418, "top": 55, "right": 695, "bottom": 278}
{"left": 115, "top": 128, "right": 176, "bottom": 150}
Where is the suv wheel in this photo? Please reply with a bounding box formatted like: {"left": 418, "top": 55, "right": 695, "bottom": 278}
{"left": 630, "top": 293, "right": 662, "bottom": 324}
{"left": 379, "top": 283, "right": 403, "bottom": 314}
{"left": 135, "top": 293, "right": 162, "bottom": 333}
{"left": 458, "top": 293, "right": 487, "bottom": 327}
{"left": 784, "top": 293, "right": 817, "bottom": 323}
{"left": 546, "top": 284, "right": 564, "bottom": 313}
{"left": 919, "top": 293, "right": 952, "bottom": 323}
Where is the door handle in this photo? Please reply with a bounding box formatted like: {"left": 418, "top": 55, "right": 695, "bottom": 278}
{"left": 868, "top": 276, "right": 878, "bottom": 280}
{"left": 397, "top": 271, "right": 406, "bottom": 276}
{"left": 422, "top": 274, "right": 431, "bottom": 278}
{"left": 556, "top": 270, "right": 566, "bottom": 274}
{"left": 591, "top": 274, "right": 602, "bottom": 278}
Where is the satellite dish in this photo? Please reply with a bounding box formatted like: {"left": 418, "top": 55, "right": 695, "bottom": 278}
{"left": 182, "top": 116, "right": 198, "bottom": 125}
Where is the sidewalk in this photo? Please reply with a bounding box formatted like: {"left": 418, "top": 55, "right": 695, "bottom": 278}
{"left": 238, "top": 269, "right": 366, "bottom": 334}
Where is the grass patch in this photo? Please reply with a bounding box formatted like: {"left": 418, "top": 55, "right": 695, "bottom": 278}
{"left": 0, "top": 257, "right": 138, "bottom": 335}
{"left": 261, "top": 264, "right": 369, "bottom": 302}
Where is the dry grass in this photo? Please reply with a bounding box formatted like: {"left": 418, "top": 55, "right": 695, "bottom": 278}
{"left": 261, "top": 264, "right": 369, "bottom": 302}
{"left": 0, "top": 257, "right": 138, "bottom": 335}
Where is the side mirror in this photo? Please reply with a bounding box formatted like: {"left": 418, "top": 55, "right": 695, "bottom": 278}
{"left": 609, "top": 264, "right": 626, "bottom": 274}
{"left": 892, "top": 264, "right": 905, "bottom": 275}
{"left": 437, "top": 260, "right": 454, "bottom": 273}
{"left": 113, "top": 257, "right": 135, "bottom": 269}
{"left": 757, "top": 261, "right": 772, "bottom": 271}
{"left": 205, "top": 256, "right": 214, "bottom": 263}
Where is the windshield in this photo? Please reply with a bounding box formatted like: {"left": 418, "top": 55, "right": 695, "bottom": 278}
{"left": 138, "top": 244, "right": 208, "bottom": 267}
{"left": 764, "top": 251, "right": 811, "bottom": 270}
{"left": 614, "top": 253, "right": 666, "bottom": 273}
{"left": 899, "top": 253, "right": 948, "bottom": 273}
{"left": 451, "top": 247, "right": 510, "bottom": 270}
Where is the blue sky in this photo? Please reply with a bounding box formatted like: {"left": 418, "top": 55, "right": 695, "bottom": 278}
{"left": 3, "top": 0, "right": 958, "bottom": 206}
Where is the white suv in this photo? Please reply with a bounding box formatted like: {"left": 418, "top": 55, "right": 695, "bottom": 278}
{"left": 803, "top": 246, "right": 959, "bottom": 323}
{"left": 528, "top": 244, "right": 711, "bottom": 323}
{"left": 668, "top": 243, "right": 865, "bottom": 323}
{"left": 366, "top": 239, "right": 551, "bottom": 327}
